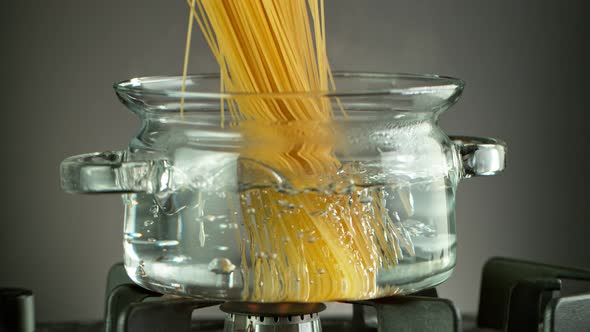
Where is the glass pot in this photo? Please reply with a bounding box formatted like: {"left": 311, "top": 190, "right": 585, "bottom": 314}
{"left": 61, "top": 73, "right": 506, "bottom": 302}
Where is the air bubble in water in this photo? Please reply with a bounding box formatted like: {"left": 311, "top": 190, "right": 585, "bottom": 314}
{"left": 136, "top": 260, "right": 146, "bottom": 277}
{"left": 149, "top": 205, "right": 159, "bottom": 217}
{"left": 155, "top": 240, "right": 179, "bottom": 247}
{"left": 277, "top": 200, "right": 297, "bottom": 209}
{"left": 360, "top": 194, "right": 374, "bottom": 204}
{"left": 403, "top": 219, "right": 437, "bottom": 237}
{"left": 144, "top": 220, "right": 154, "bottom": 227}
{"left": 154, "top": 189, "right": 189, "bottom": 215}
{"left": 216, "top": 215, "right": 229, "bottom": 222}
{"left": 341, "top": 161, "right": 367, "bottom": 175}
{"left": 199, "top": 222, "right": 206, "bottom": 247}
{"left": 328, "top": 178, "right": 354, "bottom": 194}
{"left": 208, "top": 258, "right": 236, "bottom": 274}
{"left": 306, "top": 236, "right": 319, "bottom": 243}
{"left": 156, "top": 255, "right": 191, "bottom": 263}
{"left": 310, "top": 210, "right": 327, "bottom": 218}
{"left": 256, "top": 252, "right": 270, "bottom": 259}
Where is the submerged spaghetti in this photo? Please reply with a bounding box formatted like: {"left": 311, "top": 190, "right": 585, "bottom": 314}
{"left": 182, "top": 0, "right": 411, "bottom": 301}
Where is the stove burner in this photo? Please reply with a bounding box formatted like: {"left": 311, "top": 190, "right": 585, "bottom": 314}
{"left": 221, "top": 302, "right": 327, "bottom": 317}
{"left": 220, "top": 302, "right": 326, "bottom": 332}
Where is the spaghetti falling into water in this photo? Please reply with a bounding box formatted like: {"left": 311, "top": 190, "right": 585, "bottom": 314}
{"left": 180, "top": 0, "right": 413, "bottom": 302}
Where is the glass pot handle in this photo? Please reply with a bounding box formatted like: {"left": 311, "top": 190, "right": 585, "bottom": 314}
{"left": 450, "top": 136, "right": 507, "bottom": 178}
{"left": 60, "top": 151, "right": 162, "bottom": 194}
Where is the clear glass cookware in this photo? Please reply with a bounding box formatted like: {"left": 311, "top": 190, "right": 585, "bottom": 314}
{"left": 61, "top": 73, "right": 506, "bottom": 302}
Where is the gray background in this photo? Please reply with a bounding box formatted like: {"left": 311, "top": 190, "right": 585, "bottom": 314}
{"left": 1, "top": 0, "right": 588, "bottom": 323}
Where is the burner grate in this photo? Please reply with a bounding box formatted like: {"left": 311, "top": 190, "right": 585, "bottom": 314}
{"left": 477, "top": 257, "right": 590, "bottom": 331}
{"left": 2, "top": 257, "right": 590, "bottom": 332}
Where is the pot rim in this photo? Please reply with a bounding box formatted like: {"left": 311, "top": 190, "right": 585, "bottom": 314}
{"left": 114, "top": 71, "right": 464, "bottom": 99}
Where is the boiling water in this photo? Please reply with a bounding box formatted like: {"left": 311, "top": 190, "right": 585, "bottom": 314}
{"left": 123, "top": 163, "right": 457, "bottom": 301}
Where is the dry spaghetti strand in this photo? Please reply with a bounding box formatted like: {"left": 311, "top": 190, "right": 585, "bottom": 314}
{"left": 181, "top": 0, "right": 406, "bottom": 302}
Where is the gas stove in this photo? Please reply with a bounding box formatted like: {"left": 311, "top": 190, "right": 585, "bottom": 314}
{"left": 2, "top": 257, "right": 589, "bottom": 332}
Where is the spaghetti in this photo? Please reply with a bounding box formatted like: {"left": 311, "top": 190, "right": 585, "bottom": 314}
{"left": 182, "top": 0, "right": 409, "bottom": 302}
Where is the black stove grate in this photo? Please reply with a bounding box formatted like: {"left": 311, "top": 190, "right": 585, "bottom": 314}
{"left": 2, "top": 257, "right": 590, "bottom": 332}
{"left": 477, "top": 257, "right": 590, "bottom": 332}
